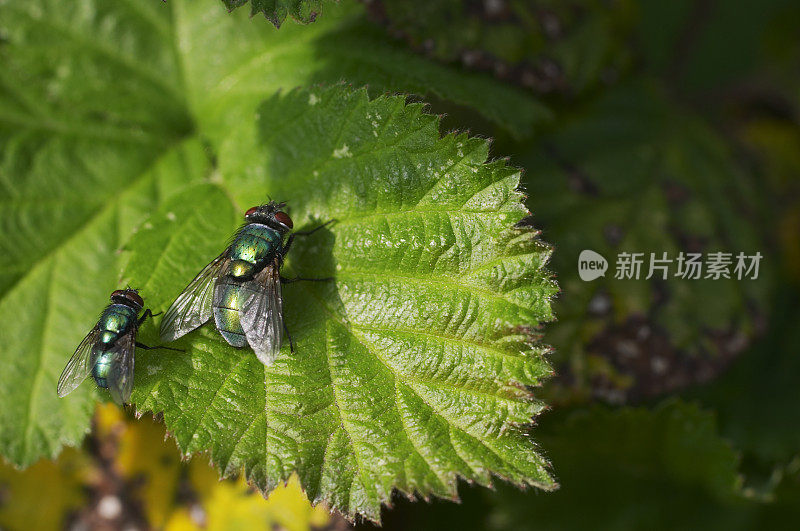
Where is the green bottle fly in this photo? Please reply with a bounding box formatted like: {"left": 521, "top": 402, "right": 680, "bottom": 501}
{"left": 57, "top": 289, "right": 151, "bottom": 405}
{"left": 160, "top": 201, "right": 333, "bottom": 366}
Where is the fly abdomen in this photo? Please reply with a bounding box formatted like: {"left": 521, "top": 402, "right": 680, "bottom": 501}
{"left": 213, "top": 276, "right": 263, "bottom": 348}
{"left": 91, "top": 345, "right": 114, "bottom": 389}
{"left": 213, "top": 276, "right": 249, "bottom": 347}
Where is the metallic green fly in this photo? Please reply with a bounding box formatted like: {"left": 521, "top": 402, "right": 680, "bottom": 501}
{"left": 57, "top": 289, "right": 175, "bottom": 405}
{"left": 159, "top": 201, "right": 333, "bottom": 365}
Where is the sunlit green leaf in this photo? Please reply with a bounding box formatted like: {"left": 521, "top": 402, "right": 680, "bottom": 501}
{"left": 126, "top": 86, "right": 556, "bottom": 522}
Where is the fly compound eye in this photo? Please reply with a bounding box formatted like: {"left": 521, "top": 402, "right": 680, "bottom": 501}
{"left": 126, "top": 291, "right": 144, "bottom": 307}
{"left": 110, "top": 289, "right": 125, "bottom": 300}
{"left": 245, "top": 206, "right": 259, "bottom": 218}
{"left": 274, "top": 211, "right": 293, "bottom": 229}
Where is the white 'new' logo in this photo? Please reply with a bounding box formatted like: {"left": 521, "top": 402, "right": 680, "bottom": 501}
{"left": 578, "top": 250, "right": 608, "bottom": 281}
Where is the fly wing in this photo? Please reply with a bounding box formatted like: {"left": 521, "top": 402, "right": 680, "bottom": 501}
{"left": 160, "top": 252, "right": 230, "bottom": 342}
{"left": 57, "top": 326, "right": 102, "bottom": 398}
{"left": 106, "top": 330, "right": 136, "bottom": 405}
{"left": 241, "top": 262, "right": 283, "bottom": 366}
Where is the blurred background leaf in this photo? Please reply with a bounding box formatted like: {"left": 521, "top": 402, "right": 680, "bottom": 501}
{"left": 366, "top": 0, "right": 637, "bottom": 96}
{"left": 511, "top": 80, "right": 772, "bottom": 405}
{"left": 221, "top": 0, "right": 329, "bottom": 27}
{"left": 362, "top": 398, "right": 800, "bottom": 530}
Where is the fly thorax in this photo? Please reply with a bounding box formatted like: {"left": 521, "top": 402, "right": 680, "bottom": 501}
{"left": 100, "top": 330, "right": 117, "bottom": 345}
{"left": 229, "top": 259, "right": 255, "bottom": 280}
{"left": 101, "top": 304, "right": 135, "bottom": 334}
{"left": 231, "top": 224, "right": 282, "bottom": 266}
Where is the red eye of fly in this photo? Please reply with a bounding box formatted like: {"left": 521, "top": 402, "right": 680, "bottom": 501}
{"left": 274, "top": 211, "right": 293, "bottom": 228}
{"left": 245, "top": 206, "right": 259, "bottom": 217}
{"left": 111, "top": 289, "right": 125, "bottom": 299}
{"left": 126, "top": 291, "right": 144, "bottom": 307}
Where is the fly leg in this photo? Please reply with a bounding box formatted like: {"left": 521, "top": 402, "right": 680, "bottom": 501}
{"left": 137, "top": 309, "right": 163, "bottom": 326}
{"left": 282, "top": 219, "right": 336, "bottom": 255}
{"left": 282, "top": 321, "right": 295, "bottom": 353}
{"left": 280, "top": 276, "right": 335, "bottom": 283}
{"left": 281, "top": 219, "right": 336, "bottom": 297}
{"left": 294, "top": 219, "right": 336, "bottom": 236}
{"left": 135, "top": 341, "right": 183, "bottom": 352}
{"left": 136, "top": 310, "right": 179, "bottom": 351}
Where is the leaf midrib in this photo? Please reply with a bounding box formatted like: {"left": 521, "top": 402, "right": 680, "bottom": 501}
{"left": 211, "top": 25, "right": 326, "bottom": 95}
{"left": 0, "top": 137, "right": 191, "bottom": 304}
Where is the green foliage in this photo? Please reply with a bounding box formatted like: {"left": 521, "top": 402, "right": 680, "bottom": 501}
{"left": 638, "top": 0, "right": 798, "bottom": 94}
{"left": 221, "top": 0, "right": 327, "bottom": 27}
{"left": 514, "top": 81, "right": 771, "bottom": 403}
{"left": 0, "top": 138, "right": 207, "bottom": 467}
{"left": 490, "top": 401, "right": 743, "bottom": 530}
{"left": 0, "top": 0, "right": 208, "bottom": 467}
{"left": 486, "top": 400, "right": 800, "bottom": 530}
{"left": 125, "top": 86, "right": 557, "bottom": 522}
{"left": 694, "top": 292, "right": 800, "bottom": 467}
{"left": 369, "top": 0, "right": 636, "bottom": 95}
{"left": 0, "top": 0, "right": 553, "bottom": 470}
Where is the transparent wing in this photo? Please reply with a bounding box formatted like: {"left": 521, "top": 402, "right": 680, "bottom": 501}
{"left": 106, "top": 330, "right": 136, "bottom": 405}
{"left": 241, "top": 263, "right": 284, "bottom": 366}
{"left": 160, "top": 252, "right": 230, "bottom": 342}
{"left": 57, "top": 326, "right": 102, "bottom": 398}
